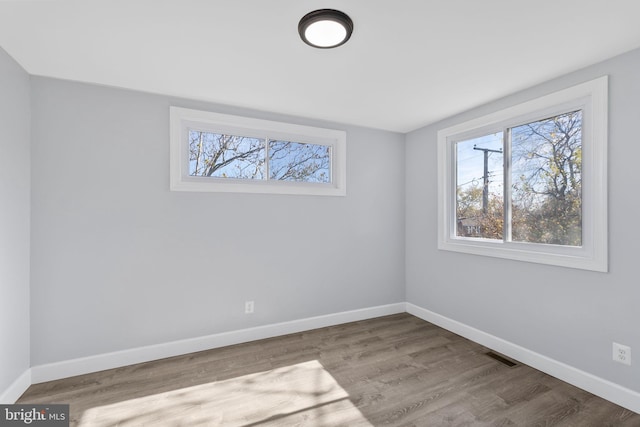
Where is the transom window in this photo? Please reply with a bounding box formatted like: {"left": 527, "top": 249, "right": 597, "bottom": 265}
{"left": 170, "top": 107, "right": 346, "bottom": 196}
{"left": 438, "top": 77, "right": 607, "bottom": 271}
{"left": 189, "top": 132, "right": 331, "bottom": 183}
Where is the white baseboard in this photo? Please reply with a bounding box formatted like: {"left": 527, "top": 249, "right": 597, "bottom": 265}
{"left": 0, "top": 369, "right": 31, "bottom": 404}
{"left": 9, "top": 301, "right": 640, "bottom": 415}
{"left": 30, "top": 303, "right": 406, "bottom": 385}
{"left": 406, "top": 302, "right": 640, "bottom": 414}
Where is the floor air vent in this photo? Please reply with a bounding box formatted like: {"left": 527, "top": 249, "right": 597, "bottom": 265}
{"left": 486, "top": 351, "right": 518, "bottom": 367}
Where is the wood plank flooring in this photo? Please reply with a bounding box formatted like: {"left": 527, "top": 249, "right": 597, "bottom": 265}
{"left": 18, "top": 314, "right": 640, "bottom": 426}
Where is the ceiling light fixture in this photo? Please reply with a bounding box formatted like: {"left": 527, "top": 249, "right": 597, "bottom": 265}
{"left": 298, "top": 9, "right": 353, "bottom": 49}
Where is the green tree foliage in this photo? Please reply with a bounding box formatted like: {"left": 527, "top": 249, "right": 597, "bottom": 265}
{"left": 456, "top": 185, "right": 503, "bottom": 239}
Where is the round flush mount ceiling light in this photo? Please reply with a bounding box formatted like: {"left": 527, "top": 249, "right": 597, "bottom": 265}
{"left": 298, "top": 9, "right": 353, "bottom": 49}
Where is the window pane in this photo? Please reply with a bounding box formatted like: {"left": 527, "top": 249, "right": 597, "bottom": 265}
{"left": 189, "top": 131, "right": 265, "bottom": 180}
{"left": 510, "top": 111, "right": 582, "bottom": 246}
{"left": 456, "top": 133, "right": 504, "bottom": 239}
{"left": 268, "top": 140, "right": 331, "bottom": 183}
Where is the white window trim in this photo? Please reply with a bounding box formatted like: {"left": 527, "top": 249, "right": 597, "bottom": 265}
{"left": 437, "top": 76, "right": 608, "bottom": 272}
{"left": 170, "top": 107, "right": 347, "bottom": 196}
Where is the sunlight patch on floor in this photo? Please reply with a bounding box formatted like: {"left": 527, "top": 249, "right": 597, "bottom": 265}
{"left": 78, "top": 360, "right": 373, "bottom": 426}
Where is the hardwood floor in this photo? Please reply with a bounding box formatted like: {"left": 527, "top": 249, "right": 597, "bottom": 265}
{"left": 18, "top": 314, "right": 640, "bottom": 426}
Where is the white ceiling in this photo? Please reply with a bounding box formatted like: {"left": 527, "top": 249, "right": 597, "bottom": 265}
{"left": 1, "top": 0, "right": 640, "bottom": 133}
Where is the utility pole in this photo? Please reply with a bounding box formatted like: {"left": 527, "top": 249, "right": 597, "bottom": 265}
{"left": 473, "top": 145, "right": 502, "bottom": 213}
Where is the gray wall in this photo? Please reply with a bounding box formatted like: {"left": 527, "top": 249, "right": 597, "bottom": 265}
{"left": 5, "top": 41, "right": 638, "bottom": 400}
{"left": 0, "top": 48, "right": 30, "bottom": 394}
{"left": 406, "top": 48, "right": 640, "bottom": 393}
{"left": 29, "top": 77, "right": 406, "bottom": 365}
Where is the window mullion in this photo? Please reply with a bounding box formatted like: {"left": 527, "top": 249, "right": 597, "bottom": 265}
{"left": 503, "top": 127, "right": 512, "bottom": 243}
{"left": 264, "top": 137, "right": 270, "bottom": 181}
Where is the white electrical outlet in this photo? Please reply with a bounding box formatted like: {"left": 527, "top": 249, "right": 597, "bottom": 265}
{"left": 613, "top": 342, "right": 631, "bottom": 366}
{"left": 245, "top": 300, "right": 255, "bottom": 314}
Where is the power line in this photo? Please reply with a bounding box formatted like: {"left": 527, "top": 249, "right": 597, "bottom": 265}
{"left": 457, "top": 171, "right": 503, "bottom": 188}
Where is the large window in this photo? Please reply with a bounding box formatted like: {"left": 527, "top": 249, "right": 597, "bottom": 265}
{"left": 170, "top": 107, "right": 346, "bottom": 196}
{"left": 438, "top": 77, "right": 608, "bottom": 271}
